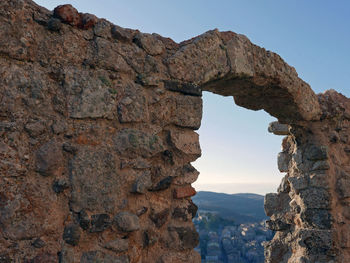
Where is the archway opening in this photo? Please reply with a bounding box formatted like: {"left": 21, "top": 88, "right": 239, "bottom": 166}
{"left": 192, "top": 91, "right": 283, "bottom": 262}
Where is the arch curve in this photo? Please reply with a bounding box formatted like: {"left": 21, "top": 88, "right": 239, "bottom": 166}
{"left": 166, "top": 29, "right": 321, "bottom": 123}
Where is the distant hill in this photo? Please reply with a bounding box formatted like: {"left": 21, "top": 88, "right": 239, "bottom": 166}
{"left": 192, "top": 191, "right": 268, "bottom": 224}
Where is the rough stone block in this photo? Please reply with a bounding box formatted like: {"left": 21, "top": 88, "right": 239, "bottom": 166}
{"left": 168, "top": 226, "right": 199, "bottom": 249}
{"left": 336, "top": 178, "right": 350, "bottom": 199}
{"left": 305, "top": 145, "right": 328, "bottom": 161}
{"left": 150, "top": 176, "right": 173, "bottom": 191}
{"left": 173, "top": 95, "right": 202, "bottom": 130}
{"left": 288, "top": 176, "right": 308, "bottom": 193}
{"left": 90, "top": 214, "right": 111, "bottom": 232}
{"left": 173, "top": 164, "right": 200, "bottom": 185}
{"left": 104, "top": 238, "right": 129, "bottom": 253}
{"left": 114, "top": 129, "right": 164, "bottom": 158}
{"left": 264, "top": 193, "right": 278, "bottom": 217}
{"left": 170, "top": 129, "right": 201, "bottom": 157}
{"left": 277, "top": 151, "right": 291, "bottom": 172}
{"left": 117, "top": 84, "right": 148, "bottom": 123}
{"left": 35, "top": 140, "right": 63, "bottom": 176}
{"left": 300, "top": 209, "right": 332, "bottom": 229}
{"left": 114, "top": 212, "right": 140, "bottom": 232}
{"left": 266, "top": 219, "right": 291, "bottom": 231}
{"left": 131, "top": 171, "right": 152, "bottom": 194}
{"left": 63, "top": 224, "right": 81, "bottom": 246}
{"left": 311, "top": 160, "right": 330, "bottom": 171}
{"left": 174, "top": 186, "right": 196, "bottom": 199}
{"left": 133, "top": 33, "right": 165, "bottom": 56}
{"left": 54, "top": 4, "right": 80, "bottom": 26}
{"left": 268, "top": 121, "right": 290, "bottom": 135}
{"left": 69, "top": 147, "right": 122, "bottom": 213}
{"left": 65, "top": 69, "right": 118, "bottom": 119}
{"left": 164, "top": 80, "right": 202, "bottom": 96}
{"left": 150, "top": 208, "right": 170, "bottom": 228}
{"left": 309, "top": 172, "right": 330, "bottom": 189}
{"left": 299, "top": 188, "right": 331, "bottom": 209}
{"left": 297, "top": 229, "right": 333, "bottom": 255}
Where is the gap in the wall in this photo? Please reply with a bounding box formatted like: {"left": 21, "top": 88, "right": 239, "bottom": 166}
{"left": 193, "top": 91, "right": 282, "bottom": 195}
{"left": 192, "top": 91, "right": 282, "bottom": 262}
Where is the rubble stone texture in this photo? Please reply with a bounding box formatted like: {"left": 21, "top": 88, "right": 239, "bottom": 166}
{"left": 0, "top": 0, "right": 349, "bottom": 262}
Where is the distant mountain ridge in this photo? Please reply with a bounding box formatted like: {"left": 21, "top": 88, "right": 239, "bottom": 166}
{"left": 192, "top": 191, "right": 268, "bottom": 224}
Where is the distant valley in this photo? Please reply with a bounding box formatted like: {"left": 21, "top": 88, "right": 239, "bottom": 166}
{"left": 192, "top": 191, "right": 268, "bottom": 224}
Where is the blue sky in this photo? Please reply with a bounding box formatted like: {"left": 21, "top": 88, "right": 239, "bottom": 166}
{"left": 35, "top": 0, "right": 350, "bottom": 194}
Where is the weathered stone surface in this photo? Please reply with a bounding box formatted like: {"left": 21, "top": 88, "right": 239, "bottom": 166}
{"left": 266, "top": 219, "right": 291, "bottom": 231}
{"left": 79, "top": 210, "right": 90, "bottom": 230}
{"left": 143, "top": 229, "right": 158, "bottom": 247}
{"left": 134, "top": 33, "right": 165, "bottom": 56}
{"left": 80, "top": 13, "right": 98, "bottom": 30}
{"left": 288, "top": 176, "right": 308, "bottom": 193}
{"left": 173, "top": 95, "right": 202, "bottom": 129}
{"left": 31, "top": 253, "right": 57, "bottom": 263}
{"left": 131, "top": 171, "right": 152, "bottom": 194}
{"left": 35, "top": 140, "right": 63, "bottom": 176}
{"left": 32, "top": 238, "right": 46, "bottom": 248}
{"left": 299, "top": 188, "right": 331, "bottom": 209}
{"left": 305, "top": 145, "right": 328, "bottom": 161}
{"left": 52, "top": 179, "right": 69, "bottom": 193}
{"left": 25, "top": 121, "right": 46, "bottom": 137}
{"left": 174, "top": 186, "right": 196, "bottom": 199}
{"left": 69, "top": 147, "right": 121, "bottom": 213}
{"left": 117, "top": 83, "right": 148, "bottom": 123}
{"left": 164, "top": 80, "right": 202, "bottom": 96}
{"left": 111, "top": 25, "right": 137, "bottom": 42}
{"left": 336, "top": 178, "right": 350, "bottom": 199}
{"left": 114, "top": 129, "right": 164, "bottom": 158}
{"left": 54, "top": 4, "right": 81, "bottom": 26}
{"left": 277, "top": 152, "right": 290, "bottom": 172}
{"left": 150, "top": 208, "right": 170, "bottom": 228}
{"left": 170, "top": 129, "right": 201, "bottom": 157}
{"left": 168, "top": 226, "right": 199, "bottom": 249}
{"left": 268, "top": 122, "right": 290, "bottom": 135}
{"left": 173, "top": 164, "right": 200, "bottom": 185}
{"left": 65, "top": 69, "right": 118, "bottom": 119}
{"left": 151, "top": 176, "right": 173, "bottom": 191}
{"left": 90, "top": 214, "right": 111, "bottom": 232}
{"left": 81, "top": 251, "right": 129, "bottom": 263}
{"left": 311, "top": 160, "right": 330, "bottom": 171}
{"left": 114, "top": 212, "right": 140, "bottom": 232}
{"left": 300, "top": 209, "right": 332, "bottom": 229}
{"left": 264, "top": 193, "right": 279, "bottom": 217}
{"left": 0, "top": 1, "right": 349, "bottom": 262}
{"left": 309, "top": 172, "right": 330, "bottom": 189}
{"left": 63, "top": 224, "right": 81, "bottom": 246}
{"left": 47, "top": 18, "right": 62, "bottom": 31}
{"left": 104, "top": 238, "right": 129, "bottom": 253}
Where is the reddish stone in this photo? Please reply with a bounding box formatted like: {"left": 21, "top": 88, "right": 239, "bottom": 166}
{"left": 173, "top": 186, "right": 196, "bottom": 199}
{"left": 54, "top": 4, "right": 81, "bottom": 26}
{"left": 80, "top": 13, "right": 98, "bottom": 29}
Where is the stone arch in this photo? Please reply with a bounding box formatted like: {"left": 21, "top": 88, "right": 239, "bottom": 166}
{"left": 0, "top": 1, "right": 349, "bottom": 262}
{"left": 165, "top": 29, "right": 321, "bottom": 123}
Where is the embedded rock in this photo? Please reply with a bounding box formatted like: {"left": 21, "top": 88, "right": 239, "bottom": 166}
{"left": 114, "top": 212, "right": 140, "bottom": 232}
{"left": 35, "top": 140, "right": 63, "bottom": 176}
{"left": 104, "top": 238, "right": 129, "bottom": 253}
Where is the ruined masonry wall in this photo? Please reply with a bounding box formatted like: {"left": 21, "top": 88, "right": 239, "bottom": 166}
{"left": 265, "top": 91, "right": 350, "bottom": 263}
{"left": 0, "top": 1, "right": 350, "bottom": 263}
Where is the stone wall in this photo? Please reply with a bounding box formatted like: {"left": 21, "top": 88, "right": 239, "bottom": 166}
{"left": 0, "top": 1, "right": 349, "bottom": 262}
{"left": 265, "top": 90, "right": 350, "bottom": 263}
